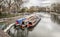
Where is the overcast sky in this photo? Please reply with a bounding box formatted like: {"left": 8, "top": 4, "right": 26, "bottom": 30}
{"left": 21, "top": 0, "right": 59, "bottom": 8}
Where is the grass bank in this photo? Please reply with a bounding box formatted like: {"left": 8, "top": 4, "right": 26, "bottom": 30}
{"left": 0, "top": 13, "right": 21, "bottom": 18}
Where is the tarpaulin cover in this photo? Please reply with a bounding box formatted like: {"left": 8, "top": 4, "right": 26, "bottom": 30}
{"left": 16, "top": 18, "right": 26, "bottom": 25}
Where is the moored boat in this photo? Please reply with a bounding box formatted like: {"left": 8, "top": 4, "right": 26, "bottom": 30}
{"left": 14, "top": 14, "right": 41, "bottom": 29}
{"left": 24, "top": 14, "right": 41, "bottom": 28}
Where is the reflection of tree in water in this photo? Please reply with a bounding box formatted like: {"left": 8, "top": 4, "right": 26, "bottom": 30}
{"left": 51, "top": 14, "right": 60, "bottom": 24}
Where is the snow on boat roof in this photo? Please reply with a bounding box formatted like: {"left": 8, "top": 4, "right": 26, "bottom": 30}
{"left": 25, "top": 14, "right": 35, "bottom": 18}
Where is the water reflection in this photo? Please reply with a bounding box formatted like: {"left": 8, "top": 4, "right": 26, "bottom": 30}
{"left": 0, "top": 22, "right": 7, "bottom": 30}
{"left": 51, "top": 14, "right": 60, "bottom": 24}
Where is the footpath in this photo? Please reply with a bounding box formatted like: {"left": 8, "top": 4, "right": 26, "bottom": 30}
{"left": 0, "top": 15, "right": 24, "bottom": 25}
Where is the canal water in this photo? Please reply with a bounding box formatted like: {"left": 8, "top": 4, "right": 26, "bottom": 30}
{"left": 2, "top": 12, "right": 60, "bottom": 37}
{"left": 0, "top": 22, "right": 6, "bottom": 30}
{"left": 28, "top": 12, "right": 60, "bottom": 37}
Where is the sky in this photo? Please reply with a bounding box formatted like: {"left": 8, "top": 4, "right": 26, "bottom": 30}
{"left": 21, "top": 0, "right": 59, "bottom": 8}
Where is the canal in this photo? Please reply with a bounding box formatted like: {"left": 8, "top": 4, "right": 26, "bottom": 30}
{"left": 1, "top": 12, "right": 60, "bottom": 37}
{"left": 28, "top": 12, "right": 60, "bottom": 37}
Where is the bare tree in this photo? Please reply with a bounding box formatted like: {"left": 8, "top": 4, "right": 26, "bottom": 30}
{"left": 0, "top": 0, "right": 23, "bottom": 14}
